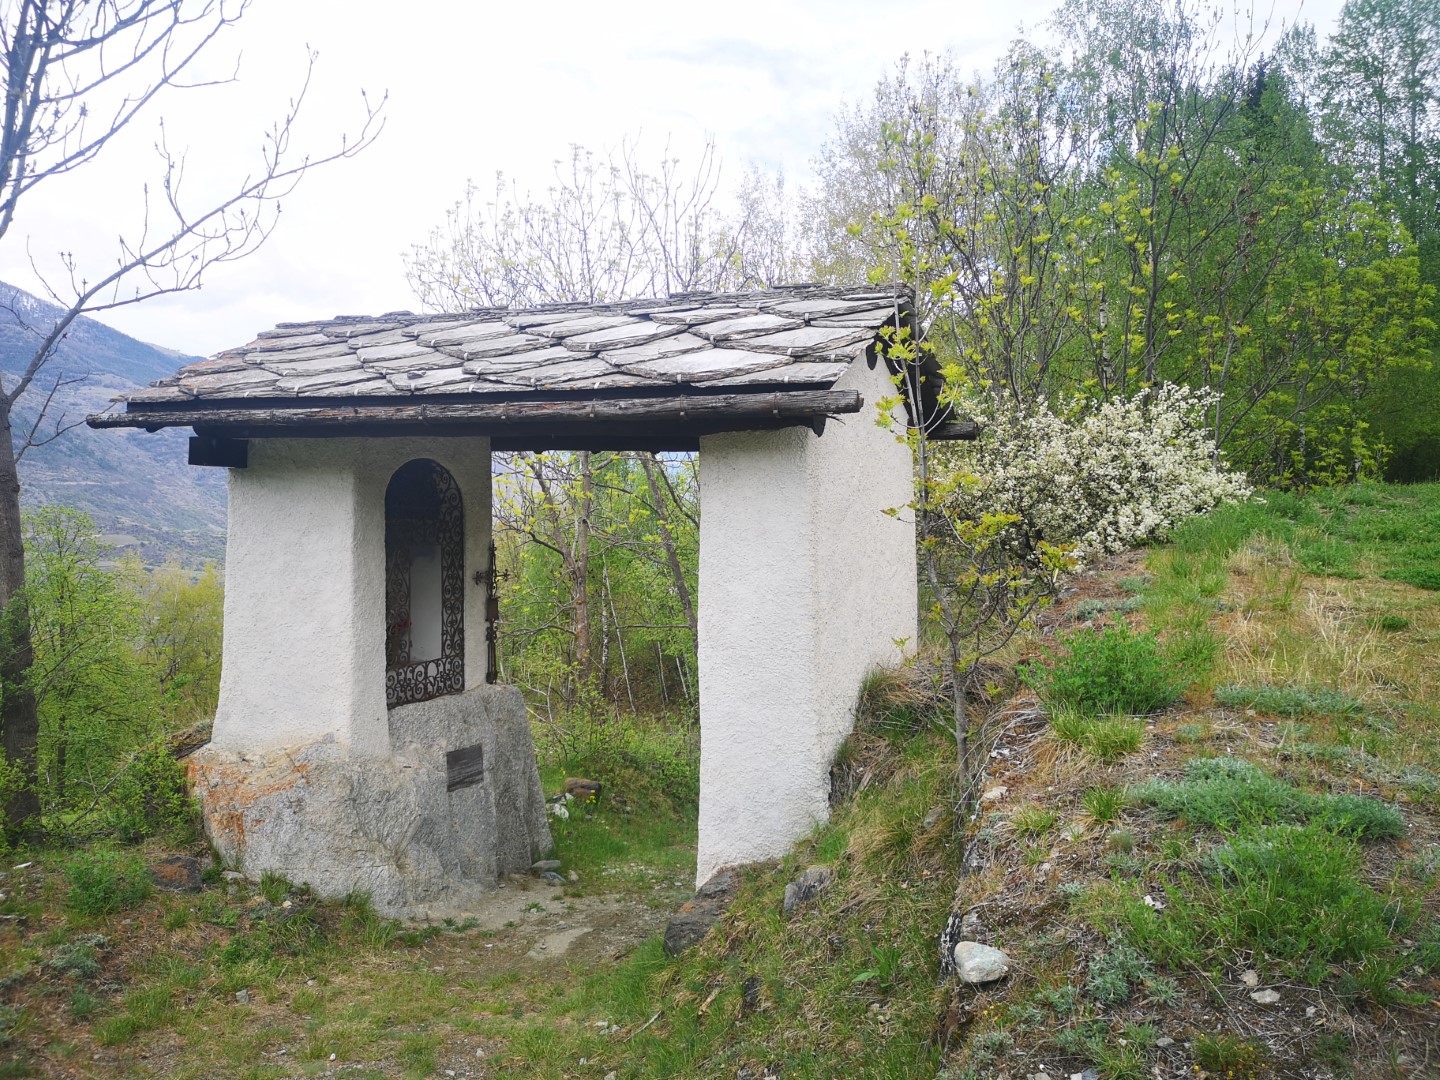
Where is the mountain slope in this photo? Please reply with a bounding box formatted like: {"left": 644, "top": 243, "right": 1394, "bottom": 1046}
{"left": 1, "top": 283, "right": 226, "bottom": 565}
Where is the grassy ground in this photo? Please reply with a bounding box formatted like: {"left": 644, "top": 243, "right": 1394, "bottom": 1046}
{"left": 2, "top": 482, "right": 1438, "bottom": 1078}
{"left": 0, "top": 708, "right": 959, "bottom": 1079}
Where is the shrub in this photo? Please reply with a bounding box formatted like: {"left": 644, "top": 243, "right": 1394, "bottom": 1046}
{"left": 1193, "top": 1035, "right": 1268, "bottom": 1079}
{"left": 46, "top": 936, "right": 108, "bottom": 978}
{"left": 1312, "top": 794, "right": 1406, "bottom": 841}
{"left": 107, "top": 742, "right": 198, "bottom": 844}
{"left": 948, "top": 385, "right": 1253, "bottom": 565}
{"left": 1383, "top": 566, "right": 1440, "bottom": 591}
{"left": 65, "top": 849, "right": 152, "bottom": 916}
{"left": 1085, "top": 931, "right": 1154, "bottom": 1005}
{"left": 1026, "top": 625, "right": 1182, "bottom": 716}
{"left": 536, "top": 701, "right": 699, "bottom": 813}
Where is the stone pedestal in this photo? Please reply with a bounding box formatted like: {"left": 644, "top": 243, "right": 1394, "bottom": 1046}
{"left": 191, "top": 685, "right": 552, "bottom": 919}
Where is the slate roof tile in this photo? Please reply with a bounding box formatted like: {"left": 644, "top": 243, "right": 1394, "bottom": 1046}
{"left": 705, "top": 362, "right": 852, "bottom": 386}
{"left": 741, "top": 326, "right": 879, "bottom": 356}
{"left": 690, "top": 313, "right": 803, "bottom": 341}
{"left": 115, "top": 284, "right": 910, "bottom": 409}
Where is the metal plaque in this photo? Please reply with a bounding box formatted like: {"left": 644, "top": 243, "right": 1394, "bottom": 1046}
{"left": 445, "top": 744, "right": 485, "bottom": 792}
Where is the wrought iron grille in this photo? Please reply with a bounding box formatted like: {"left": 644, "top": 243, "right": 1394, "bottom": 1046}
{"left": 385, "top": 459, "right": 465, "bottom": 707}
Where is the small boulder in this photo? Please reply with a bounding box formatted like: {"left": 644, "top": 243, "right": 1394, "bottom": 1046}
{"left": 1250, "top": 989, "right": 1281, "bottom": 1005}
{"left": 695, "top": 870, "right": 736, "bottom": 900}
{"left": 150, "top": 855, "right": 203, "bottom": 893}
{"left": 531, "top": 859, "right": 562, "bottom": 873}
{"left": 541, "top": 871, "right": 566, "bottom": 885}
{"left": 564, "top": 778, "right": 603, "bottom": 804}
{"left": 951, "top": 941, "right": 1010, "bottom": 984}
{"left": 782, "top": 865, "right": 834, "bottom": 915}
{"left": 663, "top": 870, "right": 738, "bottom": 956}
{"left": 663, "top": 902, "right": 721, "bottom": 956}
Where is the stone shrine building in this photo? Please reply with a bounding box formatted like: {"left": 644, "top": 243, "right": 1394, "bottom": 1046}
{"left": 91, "top": 284, "right": 959, "bottom": 916}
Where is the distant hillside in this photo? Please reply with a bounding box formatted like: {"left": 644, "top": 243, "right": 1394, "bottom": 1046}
{"left": 0, "top": 283, "right": 226, "bottom": 566}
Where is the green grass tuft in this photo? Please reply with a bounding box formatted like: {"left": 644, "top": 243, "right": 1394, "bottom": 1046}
{"left": 1025, "top": 624, "right": 1185, "bottom": 716}
{"left": 1011, "top": 806, "right": 1058, "bottom": 838}
{"left": 1121, "top": 824, "right": 1410, "bottom": 984}
{"left": 1048, "top": 709, "right": 1146, "bottom": 762}
{"left": 1081, "top": 786, "right": 1126, "bottom": 824}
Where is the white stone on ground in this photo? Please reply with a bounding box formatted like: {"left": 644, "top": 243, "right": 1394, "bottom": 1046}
{"left": 952, "top": 941, "right": 1011, "bottom": 984}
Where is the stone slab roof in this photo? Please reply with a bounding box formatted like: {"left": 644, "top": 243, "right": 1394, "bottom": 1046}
{"left": 123, "top": 285, "right": 909, "bottom": 405}
{"left": 82, "top": 284, "right": 977, "bottom": 453}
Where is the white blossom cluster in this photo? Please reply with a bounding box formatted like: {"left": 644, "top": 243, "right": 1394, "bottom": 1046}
{"left": 943, "top": 384, "right": 1253, "bottom": 565}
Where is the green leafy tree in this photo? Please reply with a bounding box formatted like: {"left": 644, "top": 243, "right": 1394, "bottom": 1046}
{"left": 135, "top": 560, "right": 223, "bottom": 725}
{"left": 22, "top": 508, "right": 157, "bottom": 820}
{"left": 813, "top": 0, "right": 1434, "bottom": 486}
{"left": 1320, "top": 0, "right": 1440, "bottom": 288}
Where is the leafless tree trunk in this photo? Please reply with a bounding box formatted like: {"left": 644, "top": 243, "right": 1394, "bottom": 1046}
{"left": 638, "top": 452, "right": 697, "bottom": 637}
{"left": 0, "top": 406, "right": 38, "bottom": 827}
{"left": 572, "top": 452, "right": 593, "bottom": 681}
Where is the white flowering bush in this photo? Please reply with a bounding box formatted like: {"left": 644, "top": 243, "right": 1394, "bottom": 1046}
{"left": 937, "top": 384, "right": 1252, "bottom": 566}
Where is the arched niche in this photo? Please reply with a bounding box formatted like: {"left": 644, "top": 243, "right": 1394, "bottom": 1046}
{"left": 384, "top": 458, "right": 465, "bottom": 707}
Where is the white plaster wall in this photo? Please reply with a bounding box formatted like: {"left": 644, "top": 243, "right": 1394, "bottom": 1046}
{"left": 212, "top": 436, "right": 492, "bottom": 755}
{"left": 695, "top": 357, "right": 917, "bottom": 883}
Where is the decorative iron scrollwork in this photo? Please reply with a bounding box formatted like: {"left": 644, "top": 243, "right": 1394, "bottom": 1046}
{"left": 385, "top": 459, "right": 464, "bottom": 708}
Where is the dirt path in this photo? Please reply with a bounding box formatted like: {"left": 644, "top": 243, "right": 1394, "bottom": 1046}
{"left": 417, "top": 877, "right": 676, "bottom": 972}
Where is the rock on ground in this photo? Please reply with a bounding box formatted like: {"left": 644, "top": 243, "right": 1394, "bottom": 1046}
{"left": 951, "top": 940, "right": 1010, "bottom": 984}
{"left": 663, "top": 870, "right": 738, "bottom": 956}
{"left": 782, "top": 865, "right": 834, "bottom": 915}
{"left": 150, "top": 855, "right": 203, "bottom": 892}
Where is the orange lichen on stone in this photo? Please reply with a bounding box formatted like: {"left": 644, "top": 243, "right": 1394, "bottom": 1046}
{"left": 188, "top": 755, "right": 316, "bottom": 863}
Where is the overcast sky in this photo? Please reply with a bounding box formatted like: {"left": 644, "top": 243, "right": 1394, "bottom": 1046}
{"left": 0, "top": 0, "right": 1343, "bottom": 359}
